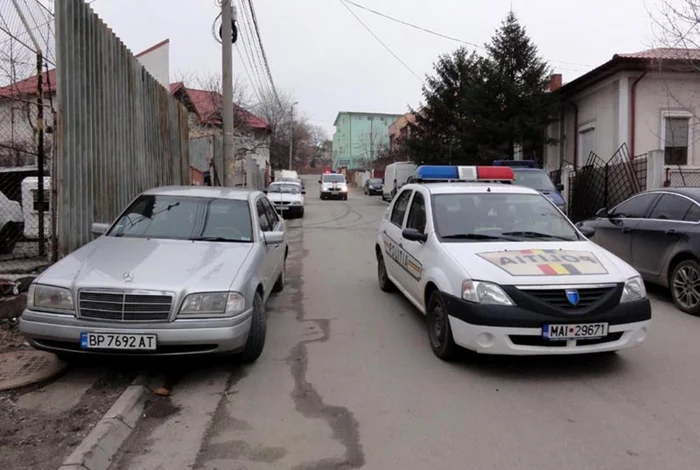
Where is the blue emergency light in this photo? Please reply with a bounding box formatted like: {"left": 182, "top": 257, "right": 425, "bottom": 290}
{"left": 492, "top": 160, "right": 536, "bottom": 168}
{"left": 414, "top": 165, "right": 459, "bottom": 180}
{"left": 413, "top": 165, "right": 514, "bottom": 182}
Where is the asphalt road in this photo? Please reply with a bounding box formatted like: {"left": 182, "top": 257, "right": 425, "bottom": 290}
{"left": 110, "top": 175, "right": 700, "bottom": 470}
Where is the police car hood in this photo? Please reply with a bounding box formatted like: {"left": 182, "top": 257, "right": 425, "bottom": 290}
{"left": 442, "top": 240, "right": 638, "bottom": 285}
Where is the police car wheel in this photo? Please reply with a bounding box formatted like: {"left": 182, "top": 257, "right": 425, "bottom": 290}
{"left": 377, "top": 254, "right": 395, "bottom": 292}
{"left": 427, "top": 291, "right": 458, "bottom": 361}
{"left": 671, "top": 259, "right": 700, "bottom": 316}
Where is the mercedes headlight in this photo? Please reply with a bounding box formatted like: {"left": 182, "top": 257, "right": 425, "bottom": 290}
{"left": 462, "top": 280, "right": 514, "bottom": 305}
{"left": 620, "top": 276, "right": 647, "bottom": 303}
{"left": 29, "top": 284, "right": 74, "bottom": 312}
{"left": 179, "top": 292, "right": 245, "bottom": 317}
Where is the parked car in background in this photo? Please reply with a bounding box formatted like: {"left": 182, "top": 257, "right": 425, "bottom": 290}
{"left": 493, "top": 160, "right": 566, "bottom": 213}
{"left": 0, "top": 189, "right": 24, "bottom": 254}
{"left": 577, "top": 187, "right": 700, "bottom": 315}
{"left": 265, "top": 181, "right": 305, "bottom": 218}
{"left": 319, "top": 172, "right": 348, "bottom": 200}
{"left": 20, "top": 186, "right": 288, "bottom": 363}
{"left": 383, "top": 162, "right": 417, "bottom": 201}
{"left": 364, "top": 178, "right": 383, "bottom": 196}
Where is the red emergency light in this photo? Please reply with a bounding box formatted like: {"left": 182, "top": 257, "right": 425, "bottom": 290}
{"left": 473, "top": 166, "right": 514, "bottom": 181}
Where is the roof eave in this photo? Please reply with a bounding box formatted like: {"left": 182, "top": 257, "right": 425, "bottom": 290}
{"left": 560, "top": 56, "right": 700, "bottom": 99}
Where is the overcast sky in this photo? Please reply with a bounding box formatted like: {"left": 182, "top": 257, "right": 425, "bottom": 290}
{"left": 89, "top": 0, "right": 660, "bottom": 138}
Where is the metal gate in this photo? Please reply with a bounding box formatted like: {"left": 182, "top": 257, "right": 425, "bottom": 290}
{"left": 567, "top": 144, "right": 647, "bottom": 223}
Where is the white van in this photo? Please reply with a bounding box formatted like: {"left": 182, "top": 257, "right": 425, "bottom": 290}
{"left": 382, "top": 162, "right": 417, "bottom": 201}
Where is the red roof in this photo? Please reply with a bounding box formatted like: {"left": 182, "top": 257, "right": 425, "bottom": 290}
{"left": 615, "top": 47, "right": 700, "bottom": 60}
{"left": 0, "top": 40, "right": 170, "bottom": 98}
{"left": 170, "top": 82, "right": 268, "bottom": 130}
{"left": 0, "top": 68, "right": 56, "bottom": 97}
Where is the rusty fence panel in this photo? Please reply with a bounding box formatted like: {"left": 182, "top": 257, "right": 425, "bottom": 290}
{"left": 54, "top": 0, "right": 189, "bottom": 257}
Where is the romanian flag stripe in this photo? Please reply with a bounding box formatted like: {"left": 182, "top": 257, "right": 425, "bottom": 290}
{"left": 537, "top": 263, "right": 582, "bottom": 275}
{"left": 538, "top": 264, "right": 557, "bottom": 275}
{"left": 561, "top": 263, "right": 581, "bottom": 275}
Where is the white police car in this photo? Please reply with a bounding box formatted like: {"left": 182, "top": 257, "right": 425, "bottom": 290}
{"left": 375, "top": 165, "right": 651, "bottom": 361}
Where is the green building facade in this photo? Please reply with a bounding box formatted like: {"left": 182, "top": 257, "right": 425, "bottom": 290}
{"left": 332, "top": 111, "right": 404, "bottom": 170}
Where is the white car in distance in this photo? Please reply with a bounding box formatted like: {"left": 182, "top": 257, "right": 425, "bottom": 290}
{"left": 265, "top": 181, "right": 305, "bottom": 218}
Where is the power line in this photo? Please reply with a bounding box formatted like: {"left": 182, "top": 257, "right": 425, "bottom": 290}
{"left": 342, "top": 0, "right": 592, "bottom": 72}
{"left": 237, "top": 0, "right": 273, "bottom": 98}
{"left": 245, "top": 0, "right": 282, "bottom": 106}
{"left": 338, "top": 0, "right": 423, "bottom": 82}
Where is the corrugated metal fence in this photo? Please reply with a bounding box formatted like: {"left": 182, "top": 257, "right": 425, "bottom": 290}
{"left": 54, "top": 0, "right": 189, "bottom": 257}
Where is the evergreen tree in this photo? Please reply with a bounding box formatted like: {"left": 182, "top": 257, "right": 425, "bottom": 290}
{"left": 482, "top": 11, "right": 558, "bottom": 159}
{"left": 405, "top": 11, "right": 558, "bottom": 164}
{"left": 405, "top": 48, "right": 491, "bottom": 165}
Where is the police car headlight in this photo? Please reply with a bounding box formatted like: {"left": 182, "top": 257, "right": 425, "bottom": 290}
{"left": 620, "top": 276, "right": 647, "bottom": 303}
{"left": 341, "top": 186, "right": 348, "bottom": 192}
{"left": 462, "top": 280, "right": 514, "bottom": 306}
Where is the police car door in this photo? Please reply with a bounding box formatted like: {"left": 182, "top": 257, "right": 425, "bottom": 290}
{"left": 382, "top": 188, "right": 413, "bottom": 289}
{"left": 400, "top": 189, "right": 428, "bottom": 302}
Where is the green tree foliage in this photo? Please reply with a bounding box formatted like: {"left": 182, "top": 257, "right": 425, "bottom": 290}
{"left": 406, "top": 11, "right": 558, "bottom": 164}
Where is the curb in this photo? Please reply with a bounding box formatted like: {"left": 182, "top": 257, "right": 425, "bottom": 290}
{"left": 58, "top": 374, "right": 162, "bottom": 470}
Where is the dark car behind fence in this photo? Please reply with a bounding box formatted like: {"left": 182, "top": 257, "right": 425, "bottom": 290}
{"left": 551, "top": 144, "right": 648, "bottom": 224}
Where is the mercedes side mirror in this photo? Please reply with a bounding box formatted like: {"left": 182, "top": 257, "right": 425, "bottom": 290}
{"left": 556, "top": 183, "right": 564, "bottom": 192}
{"left": 578, "top": 225, "right": 595, "bottom": 238}
{"left": 595, "top": 208, "right": 608, "bottom": 218}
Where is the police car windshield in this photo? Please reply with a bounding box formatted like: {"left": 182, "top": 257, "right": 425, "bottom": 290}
{"left": 512, "top": 169, "right": 557, "bottom": 191}
{"left": 433, "top": 193, "right": 579, "bottom": 242}
{"left": 323, "top": 174, "right": 345, "bottom": 183}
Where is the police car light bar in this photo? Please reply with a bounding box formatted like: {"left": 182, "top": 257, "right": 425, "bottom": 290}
{"left": 414, "top": 165, "right": 514, "bottom": 182}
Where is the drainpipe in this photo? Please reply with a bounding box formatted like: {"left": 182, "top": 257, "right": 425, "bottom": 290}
{"left": 630, "top": 71, "right": 648, "bottom": 159}
{"left": 566, "top": 101, "right": 579, "bottom": 168}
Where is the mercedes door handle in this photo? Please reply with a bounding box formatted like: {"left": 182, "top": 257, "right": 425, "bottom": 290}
{"left": 621, "top": 227, "right": 631, "bottom": 233}
{"left": 665, "top": 229, "right": 678, "bottom": 236}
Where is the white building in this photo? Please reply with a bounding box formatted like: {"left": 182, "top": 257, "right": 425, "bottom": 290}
{"left": 545, "top": 48, "right": 700, "bottom": 172}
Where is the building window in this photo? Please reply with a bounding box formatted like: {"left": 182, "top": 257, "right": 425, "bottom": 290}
{"left": 578, "top": 122, "right": 596, "bottom": 162}
{"left": 663, "top": 115, "right": 691, "bottom": 166}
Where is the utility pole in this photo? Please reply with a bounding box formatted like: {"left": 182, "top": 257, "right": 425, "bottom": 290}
{"left": 221, "top": 0, "right": 235, "bottom": 186}
{"left": 288, "top": 102, "right": 298, "bottom": 170}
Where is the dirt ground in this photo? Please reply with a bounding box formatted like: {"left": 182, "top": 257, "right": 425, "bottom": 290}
{"left": 0, "top": 366, "right": 135, "bottom": 470}
{"left": 0, "top": 320, "right": 135, "bottom": 470}
{"left": 0, "top": 319, "right": 26, "bottom": 352}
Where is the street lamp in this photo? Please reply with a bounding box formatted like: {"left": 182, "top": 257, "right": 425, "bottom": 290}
{"left": 288, "top": 101, "right": 298, "bottom": 171}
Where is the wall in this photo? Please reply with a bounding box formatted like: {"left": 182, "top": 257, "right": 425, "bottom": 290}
{"left": 55, "top": 0, "right": 190, "bottom": 256}
{"left": 134, "top": 39, "right": 170, "bottom": 88}
{"left": 634, "top": 72, "right": 700, "bottom": 165}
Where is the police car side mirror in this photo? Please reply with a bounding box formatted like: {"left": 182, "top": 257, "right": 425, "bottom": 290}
{"left": 318, "top": 179, "right": 322, "bottom": 184}
{"left": 578, "top": 225, "right": 595, "bottom": 238}
{"left": 556, "top": 183, "right": 564, "bottom": 192}
{"left": 302, "top": 189, "right": 306, "bottom": 194}
{"left": 402, "top": 228, "right": 428, "bottom": 243}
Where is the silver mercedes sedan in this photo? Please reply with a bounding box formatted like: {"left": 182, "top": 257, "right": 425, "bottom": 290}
{"left": 20, "top": 186, "right": 288, "bottom": 363}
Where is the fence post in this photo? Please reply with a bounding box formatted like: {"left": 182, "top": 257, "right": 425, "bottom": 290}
{"left": 562, "top": 164, "right": 573, "bottom": 206}
{"left": 646, "top": 149, "right": 665, "bottom": 190}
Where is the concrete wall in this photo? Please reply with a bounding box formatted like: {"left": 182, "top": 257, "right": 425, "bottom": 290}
{"left": 135, "top": 39, "right": 170, "bottom": 89}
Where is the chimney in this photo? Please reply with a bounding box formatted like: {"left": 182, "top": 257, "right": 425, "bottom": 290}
{"left": 549, "top": 74, "right": 562, "bottom": 92}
